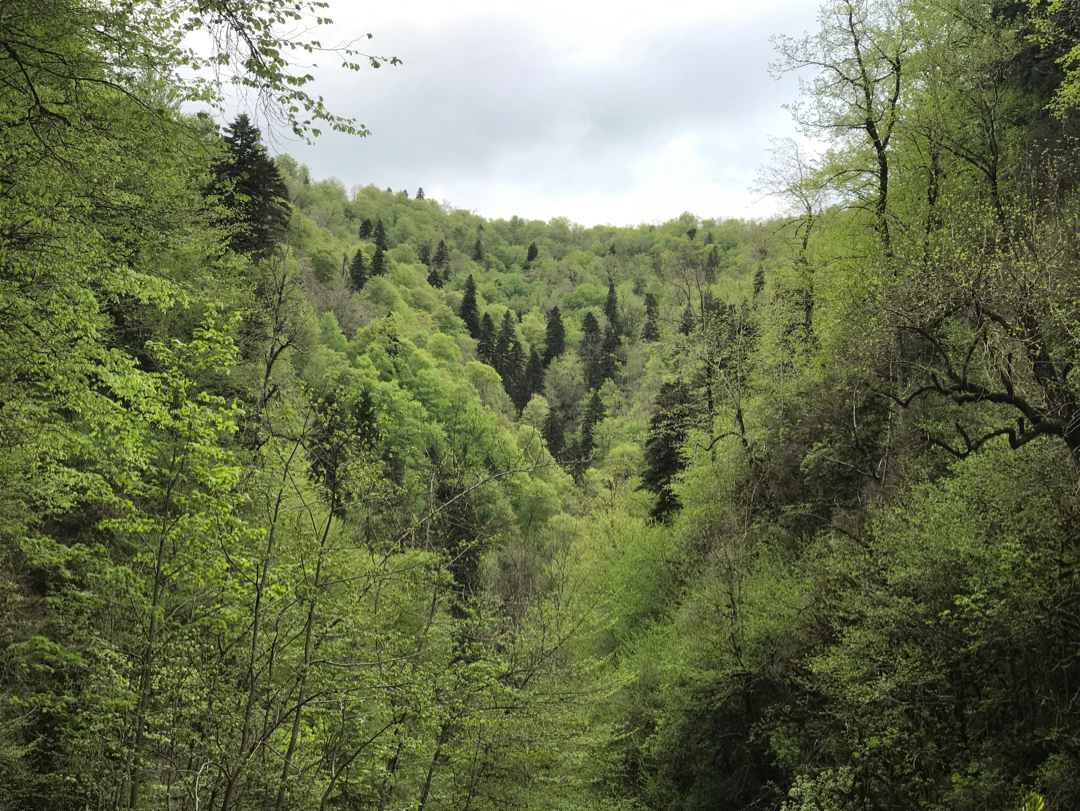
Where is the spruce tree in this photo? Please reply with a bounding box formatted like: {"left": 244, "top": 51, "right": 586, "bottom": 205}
{"left": 495, "top": 310, "right": 516, "bottom": 372}
{"left": 371, "top": 246, "right": 386, "bottom": 276}
{"left": 505, "top": 341, "right": 527, "bottom": 410}
{"left": 524, "top": 350, "right": 545, "bottom": 399}
{"left": 477, "top": 313, "right": 496, "bottom": 364}
{"left": 580, "top": 390, "right": 604, "bottom": 458}
{"left": 358, "top": 218, "right": 373, "bottom": 239}
{"left": 427, "top": 266, "right": 444, "bottom": 289}
{"left": 209, "top": 113, "right": 290, "bottom": 258}
{"left": 373, "top": 220, "right": 388, "bottom": 251}
{"left": 460, "top": 275, "right": 481, "bottom": 338}
{"left": 580, "top": 312, "right": 603, "bottom": 390}
{"left": 418, "top": 243, "right": 431, "bottom": 266}
{"left": 473, "top": 238, "right": 483, "bottom": 262}
{"left": 433, "top": 239, "right": 450, "bottom": 270}
{"left": 599, "top": 325, "right": 621, "bottom": 384}
{"left": 642, "top": 293, "right": 660, "bottom": 343}
{"left": 543, "top": 306, "right": 565, "bottom": 366}
{"left": 349, "top": 249, "right": 367, "bottom": 291}
{"left": 526, "top": 242, "right": 539, "bottom": 266}
{"left": 705, "top": 245, "right": 720, "bottom": 284}
{"left": 680, "top": 303, "right": 696, "bottom": 336}
{"left": 415, "top": 187, "right": 425, "bottom": 199}
{"left": 686, "top": 227, "right": 697, "bottom": 241}
{"left": 542, "top": 408, "right": 565, "bottom": 461}
{"left": 643, "top": 381, "right": 693, "bottom": 521}
{"left": 704, "top": 230, "right": 714, "bottom": 245}
{"left": 754, "top": 266, "right": 766, "bottom": 296}
{"left": 605, "top": 282, "right": 619, "bottom": 334}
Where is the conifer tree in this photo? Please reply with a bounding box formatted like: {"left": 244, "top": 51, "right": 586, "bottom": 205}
{"left": 754, "top": 266, "right": 765, "bottom": 296}
{"left": 373, "top": 220, "right": 388, "bottom": 251}
{"left": 209, "top": 113, "right": 290, "bottom": 258}
{"left": 358, "top": 218, "right": 373, "bottom": 239}
{"left": 704, "top": 230, "right": 714, "bottom": 245}
{"left": 544, "top": 306, "right": 565, "bottom": 366}
{"left": 418, "top": 243, "right": 431, "bottom": 266}
{"left": 371, "top": 246, "right": 386, "bottom": 276}
{"left": 433, "top": 239, "right": 450, "bottom": 270}
{"left": 526, "top": 242, "right": 539, "bottom": 266}
{"left": 580, "top": 390, "right": 604, "bottom": 458}
{"left": 542, "top": 407, "right": 565, "bottom": 460}
{"left": 705, "top": 245, "right": 720, "bottom": 284}
{"left": 605, "top": 282, "right": 619, "bottom": 334}
{"left": 506, "top": 341, "right": 527, "bottom": 410}
{"left": 460, "top": 275, "right": 481, "bottom": 338}
{"left": 686, "top": 227, "right": 697, "bottom": 241}
{"left": 477, "top": 313, "right": 496, "bottom": 364}
{"left": 415, "top": 187, "right": 425, "bottom": 199}
{"left": 427, "top": 266, "right": 443, "bottom": 289}
{"left": 473, "top": 238, "right": 483, "bottom": 262}
{"left": 524, "top": 350, "right": 545, "bottom": 399}
{"left": 495, "top": 311, "right": 516, "bottom": 372}
{"left": 349, "top": 249, "right": 367, "bottom": 291}
{"left": 680, "top": 303, "right": 696, "bottom": 336}
{"left": 643, "top": 381, "right": 693, "bottom": 521}
{"left": 642, "top": 293, "right": 660, "bottom": 343}
{"left": 599, "top": 325, "right": 621, "bottom": 384}
{"left": 580, "top": 312, "right": 603, "bottom": 390}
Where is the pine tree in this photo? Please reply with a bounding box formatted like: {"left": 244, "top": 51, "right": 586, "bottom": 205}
{"left": 704, "top": 230, "right": 714, "bottom": 245}
{"left": 473, "top": 238, "right": 483, "bottom": 262}
{"left": 705, "top": 245, "right": 720, "bottom": 284}
{"left": 460, "top": 275, "right": 480, "bottom": 338}
{"left": 415, "top": 187, "right": 425, "bottom": 199}
{"left": 209, "top": 113, "right": 290, "bottom": 258}
{"left": 544, "top": 306, "right": 565, "bottom": 366}
{"left": 373, "top": 220, "right": 388, "bottom": 251}
{"left": 680, "top": 303, "right": 696, "bottom": 336}
{"left": 686, "top": 227, "right": 697, "bottom": 241}
{"left": 427, "top": 266, "right": 444, "bottom": 289}
{"left": 349, "top": 250, "right": 367, "bottom": 291}
{"left": 433, "top": 239, "right": 450, "bottom": 270}
{"left": 580, "top": 312, "right": 603, "bottom": 390}
{"left": 418, "top": 243, "right": 431, "bottom": 266}
{"left": 599, "top": 325, "right": 621, "bottom": 384}
{"left": 495, "top": 310, "right": 516, "bottom": 373}
{"left": 605, "top": 282, "right": 619, "bottom": 334}
{"left": 754, "top": 266, "right": 766, "bottom": 296}
{"left": 642, "top": 293, "right": 660, "bottom": 343}
{"left": 580, "top": 390, "right": 604, "bottom": 458}
{"left": 526, "top": 242, "right": 539, "bottom": 266}
{"left": 643, "top": 381, "right": 693, "bottom": 521}
{"left": 524, "top": 350, "right": 545, "bottom": 399}
{"left": 477, "top": 313, "right": 496, "bottom": 364}
{"left": 358, "top": 218, "right": 373, "bottom": 239}
{"left": 542, "top": 408, "right": 565, "bottom": 460}
{"left": 505, "top": 341, "right": 527, "bottom": 411}
{"left": 371, "top": 246, "right": 386, "bottom": 276}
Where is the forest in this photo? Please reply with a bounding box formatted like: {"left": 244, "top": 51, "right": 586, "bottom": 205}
{"left": 3, "top": 0, "right": 1080, "bottom": 809}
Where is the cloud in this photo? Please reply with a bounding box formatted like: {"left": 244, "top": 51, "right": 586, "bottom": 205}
{"left": 270, "top": 2, "right": 819, "bottom": 224}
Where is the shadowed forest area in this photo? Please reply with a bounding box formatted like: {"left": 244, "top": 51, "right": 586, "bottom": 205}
{"left": 4, "top": 1, "right": 1080, "bottom": 810}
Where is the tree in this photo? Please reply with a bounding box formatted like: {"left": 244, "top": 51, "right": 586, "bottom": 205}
{"left": 477, "top": 313, "right": 496, "bottom": 364}
{"left": 642, "top": 294, "right": 661, "bottom": 343}
{"left": 373, "top": 220, "right": 388, "bottom": 251}
{"left": 473, "top": 238, "right": 483, "bottom": 262}
{"left": 686, "top": 227, "right": 697, "bottom": 241}
{"left": 524, "top": 350, "right": 545, "bottom": 401}
{"left": 642, "top": 381, "right": 693, "bottom": 521}
{"left": 427, "top": 265, "right": 444, "bottom": 289}
{"left": 605, "top": 282, "right": 620, "bottom": 334}
{"left": 371, "top": 246, "right": 386, "bottom": 276}
{"left": 704, "top": 245, "right": 720, "bottom": 284}
{"left": 349, "top": 249, "right": 368, "bottom": 291}
{"left": 526, "top": 242, "right": 539, "bottom": 266}
{"left": 209, "top": 113, "right": 291, "bottom": 258}
{"left": 599, "top": 325, "right": 621, "bottom": 385}
{"left": 544, "top": 307, "right": 566, "bottom": 366}
{"left": 495, "top": 311, "right": 517, "bottom": 374}
{"left": 359, "top": 218, "right": 374, "bottom": 239}
{"left": 579, "top": 312, "right": 603, "bottom": 390}
{"left": 416, "top": 187, "right": 425, "bottom": 199}
{"left": 433, "top": 239, "right": 450, "bottom": 270}
{"left": 460, "top": 275, "right": 481, "bottom": 338}
{"left": 580, "top": 390, "right": 604, "bottom": 458}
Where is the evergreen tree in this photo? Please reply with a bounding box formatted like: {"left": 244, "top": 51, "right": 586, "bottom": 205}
{"left": 526, "top": 241, "right": 539, "bottom": 266}
{"left": 495, "top": 310, "right": 516, "bottom": 373}
{"left": 209, "top": 113, "right": 290, "bottom": 258}
{"left": 544, "top": 306, "right": 565, "bottom": 366}
{"left": 373, "top": 220, "right": 388, "bottom": 251}
{"left": 358, "top": 218, "right": 373, "bottom": 239}
{"left": 460, "top": 275, "right": 481, "bottom": 338}
{"left": 754, "top": 266, "right": 766, "bottom": 296}
{"left": 473, "top": 238, "right": 483, "bottom": 262}
{"left": 580, "top": 390, "right": 604, "bottom": 458}
{"left": 415, "top": 187, "right": 425, "bottom": 199}
{"left": 686, "top": 227, "right": 697, "bottom": 241}
{"left": 505, "top": 341, "right": 527, "bottom": 411}
{"left": 605, "top": 282, "right": 619, "bottom": 334}
{"left": 580, "top": 312, "right": 603, "bottom": 390}
{"left": 371, "top": 246, "right": 386, "bottom": 276}
{"left": 349, "top": 249, "right": 367, "bottom": 291}
{"left": 418, "top": 243, "right": 431, "bottom": 266}
{"left": 477, "top": 313, "right": 496, "bottom": 364}
{"left": 642, "top": 293, "right": 660, "bottom": 343}
{"left": 704, "top": 230, "right": 714, "bottom": 245}
{"left": 680, "top": 303, "right": 696, "bottom": 336}
{"left": 642, "top": 381, "right": 693, "bottom": 521}
{"left": 542, "top": 407, "right": 565, "bottom": 460}
{"left": 433, "top": 239, "right": 450, "bottom": 270}
{"left": 705, "top": 245, "right": 720, "bottom": 284}
{"left": 427, "top": 266, "right": 444, "bottom": 289}
{"left": 524, "top": 350, "right": 545, "bottom": 399}
{"left": 599, "top": 325, "right": 621, "bottom": 384}
{"left": 608, "top": 244, "right": 617, "bottom": 256}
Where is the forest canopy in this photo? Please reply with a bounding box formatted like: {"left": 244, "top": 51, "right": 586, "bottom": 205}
{"left": 2, "top": 1, "right": 1080, "bottom": 810}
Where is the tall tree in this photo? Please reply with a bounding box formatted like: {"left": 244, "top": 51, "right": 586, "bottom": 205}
{"left": 433, "top": 240, "right": 450, "bottom": 271}
{"left": 460, "top": 275, "right": 481, "bottom": 338}
{"left": 544, "top": 306, "right": 565, "bottom": 366}
{"left": 371, "top": 246, "right": 386, "bottom": 276}
{"left": 579, "top": 312, "right": 603, "bottom": 390}
{"left": 373, "top": 220, "right": 388, "bottom": 251}
{"left": 604, "top": 282, "right": 619, "bottom": 334}
{"left": 642, "top": 293, "right": 661, "bottom": 343}
{"left": 415, "top": 187, "right": 425, "bottom": 199}
{"left": 477, "top": 313, "right": 496, "bottom": 364}
{"left": 359, "top": 218, "right": 373, "bottom": 239}
{"left": 209, "top": 113, "right": 291, "bottom": 258}
{"left": 349, "top": 249, "right": 368, "bottom": 291}
{"left": 526, "top": 242, "right": 539, "bottom": 266}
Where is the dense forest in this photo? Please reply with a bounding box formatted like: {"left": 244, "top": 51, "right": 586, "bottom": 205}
{"left": 4, "top": 0, "right": 1080, "bottom": 809}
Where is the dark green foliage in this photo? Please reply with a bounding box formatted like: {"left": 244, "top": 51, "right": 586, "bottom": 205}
{"left": 580, "top": 390, "right": 603, "bottom": 457}
{"left": 418, "top": 243, "right": 431, "bottom": 266}
{"left": 704, "top": 230, "right": 714, "bottom": 245}
{"left": 642, "top": 293, "right": 660, "bottom": 342}
{"left": 542, "top": 407, "right": 565, "bottom": 460}
{"left": 524, "top": 350, "right": 544, "bottom": 400}
{"left": 460, "top": 274, "right": 480, "bottom": 338}
{"left": 433, "top": 239, "right": 450, "bottom": 270}
{"left": 427, "top": 265, "right": 443, "bottom": 288}
{"left": 506, "top": 342, "right": 527, "bottom": 411}
{"left": 641, "top": 380, "right": 692, "bottom": 521}
{"left": 210, "top": 114, "right": 290, "bottom": 258}
{"left": 473, "top": 238, "right": 483, "bottom": 262}
{"left": 415, "top": 187, "right": 425, "bottom": 199}
{"left": 371, "top": 245, "right": 386, "bottom": 276}
{"left": 477, "top": 312, "right": 496, "bottom": 364}
{"left": 599, "top": 325, "right": 620, "bottom": 384}
{"left": 526, "top": 241, "right": 539, "bottom": 265}
{"left": 705, "top": 245, "right": 719, "bottom": 284}
{"left": 373, "top": 219, "right": 388, "bottom": 250}
{"left": 349, "top": 249, "right": 367, "bottom": 291}
{"left": 359, "top": 217, "right": 373, "bottom": 239}
{"left": 544, "top": 306, "right": 565, "bottom": 366}
{"left": 679, "top": 303, "right": 695, "bottom": 336}
{"left": 605, "top": 282, "right": 619, "bottom": 334}
{"left": 495, "top": 310, "right": 516, "bottom": 372}
{"left": 579, "top": 312, "right": 603, "bottom": 390}
{"left": 753, "top": 266, "right": 765, "bottom": 296}
{"left": 686, "top": 227, "right": 697, "bottom": 241}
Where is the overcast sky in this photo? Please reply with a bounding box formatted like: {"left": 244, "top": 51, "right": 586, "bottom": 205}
{"left": 258, "top": 0, "right": 821, "bottom": 227}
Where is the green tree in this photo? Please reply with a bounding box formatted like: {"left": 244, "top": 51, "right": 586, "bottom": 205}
{"left": 544, "top": 306, "right": 566, "bottom": 366}
{"left": 460, "top": 275, "right": 481, "bottom": 338}
{"left": 359, "top": 218, "right": 373, "bottom": 239}
{"left": 349, "top": 249, "right": 368, "bottom": 291}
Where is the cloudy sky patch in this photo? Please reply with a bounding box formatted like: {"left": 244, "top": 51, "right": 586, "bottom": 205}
{"left": 266, "top": 0, "right": 821, "bottom": 225}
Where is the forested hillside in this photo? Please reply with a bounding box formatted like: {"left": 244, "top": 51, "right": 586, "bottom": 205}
{"left": 4, "top": 0, "right": 1080, "bottom": 810}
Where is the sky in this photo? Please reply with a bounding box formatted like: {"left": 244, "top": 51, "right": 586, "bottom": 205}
{"left": 256, "top": 0, "right": 823, "bottom": 227}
